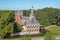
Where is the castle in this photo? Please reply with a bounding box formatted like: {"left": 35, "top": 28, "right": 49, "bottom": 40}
{"left": 15, "top": 7, "right": 40, "bottom": 35}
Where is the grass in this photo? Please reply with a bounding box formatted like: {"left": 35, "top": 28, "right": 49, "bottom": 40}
{"left": 45, "top": 25, "right": 60, "bottom": 36}
{"left": 0, "top": 36, "right": 31, "bottom": 40}
{"left": 0, "top": 35, "right": 44, "bottom": 40}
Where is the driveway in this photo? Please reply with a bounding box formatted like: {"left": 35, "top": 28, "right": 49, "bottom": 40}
{"left": 31, "top": 37, "right": 60, "bottom": 40}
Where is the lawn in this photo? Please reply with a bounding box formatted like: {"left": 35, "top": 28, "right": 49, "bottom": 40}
{"left": 0, "top": 36, "right": 31, "bottom": 40}
{"left": 0, "top": 35, "right": 44, "bottom": 40}
{"left": 45, "top": 25, "right": 60, "bottom": 36}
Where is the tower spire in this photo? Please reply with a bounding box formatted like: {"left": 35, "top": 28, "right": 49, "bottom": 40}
{"left": 30, "top": 6, "right": 35, "bottom": 19}
{"left": 32, "top": 6, "right": 33, "bottom": 8}
{"left": 31, "top": 6, "right": 34, "bottom": 16}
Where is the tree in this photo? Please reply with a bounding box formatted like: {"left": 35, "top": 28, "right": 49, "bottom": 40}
{"left": 13, "top": 22, "right": 20, "bottom": 33}
{"left": 1, "top": 23, "right": 14, "bottom": 38}
{"left": 23, "top": 10, "right": 30, "bottom": 16}
{"left": 56, "top": 16, "right": 60, "bottom": 26}
{"left": 0, "top": 10, "right": 15, "bottom": 38}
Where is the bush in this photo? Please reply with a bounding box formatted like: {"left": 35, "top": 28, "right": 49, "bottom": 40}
{"left": 21, "top": 30, "right": 26, "bottom": 32}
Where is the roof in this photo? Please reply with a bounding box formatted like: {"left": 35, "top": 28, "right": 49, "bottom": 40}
{"left": 15, "top": 10, "right": 23, "bottom": 14}
{"left": 22, "top": 16, "right": 29, "bottom": 20}
{"left": 26, "top": 18, "right": 40, "bottom": 25}
{"left": 22, "top": 16, "right": 40, "bottom": 25}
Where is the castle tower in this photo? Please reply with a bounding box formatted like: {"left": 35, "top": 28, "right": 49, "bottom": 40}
{"left": 15, "top": 10, "right": 23, "bottom": 26}
{"left": 30, "top": 6, "right": 35, "bottom": 20}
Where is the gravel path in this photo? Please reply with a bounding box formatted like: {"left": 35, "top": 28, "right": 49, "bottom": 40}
{"left": 31, "top": 37, "right": 60, "bottom": 40}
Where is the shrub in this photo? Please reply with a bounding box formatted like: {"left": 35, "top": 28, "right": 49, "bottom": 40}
{"left": 21, "top": 30, "right": 26, "bottom": 32}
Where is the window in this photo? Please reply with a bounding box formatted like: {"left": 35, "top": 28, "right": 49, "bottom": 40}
{"left": 32, "top": 27, "right": 33, "bottom": 28}
{"left": 27, "top": 30, "right": 28, "bottom": 32}
{"left": 27, "top": 26, "right": 29, "bottom": 28}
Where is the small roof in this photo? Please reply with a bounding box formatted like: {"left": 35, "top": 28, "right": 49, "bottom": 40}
{"left": 22, "top": 16, "right": 29, "bottom": 20}
{"left": 15, "top": 10, "right": 23, "bottom": 14}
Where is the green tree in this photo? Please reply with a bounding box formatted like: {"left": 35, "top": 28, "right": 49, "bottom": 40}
{"left": 56, "top": 16, "right": 60, "bottom": 26}
{"left": 0, "top": 10, "right": 15, "bottom": 38}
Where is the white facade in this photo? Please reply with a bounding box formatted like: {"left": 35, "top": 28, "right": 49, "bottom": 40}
{"left": 26, "top": 23, "right": 40, "bottom": 34}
